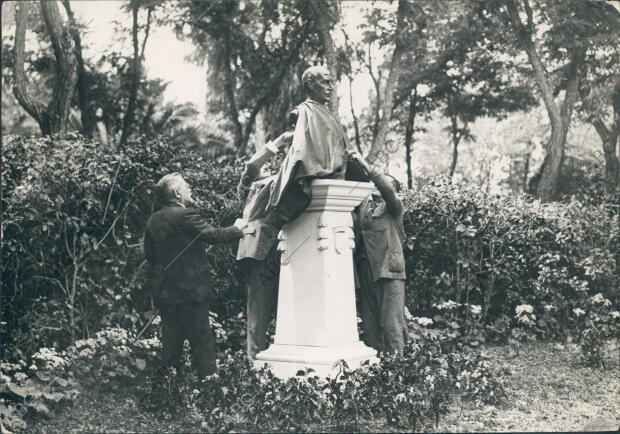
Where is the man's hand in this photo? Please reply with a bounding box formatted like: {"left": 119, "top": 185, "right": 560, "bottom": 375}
{"left": 349, "top": 151, "right": 372, "bottom": 175}
{"left": 273, "top": 131, "right": 294, "bottom": 149}
{"left": 233, "top": 218, "right": 248, "bottom": 230}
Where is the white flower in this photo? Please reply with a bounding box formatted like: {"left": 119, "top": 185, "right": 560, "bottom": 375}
{"left": 433, "top": 300, "right": 460, "bottom": 311}
{"left": 515, "top": 304, "right": 533, "bottom": 316}
{"left": 573, "top": 308, "right": 586, "bottom": 317}
{"left": 610, "top": 311, "right": 620, "bottom": 319}
{"left": 414, "top": 317, "right": 433, "bottom": 327}
{"left": 135, "top": 337, "right": 161, "bottom": 349}
{"left": 469, "top": 305, "right": 482, "bottom": 315}
{"left": 591, "top": 293, "right": 605, "bottom": 304}
{"left": 543, "top": 303, "right": 556, "bottom": 312}
{"left": 395, "top": 393, "right": 406, "bottom": 403}
{"left": 32, "top": 347, "right": 68, "bottom": 369}
{"left": 13, "top": 372, "right": 28, "bottom": 382}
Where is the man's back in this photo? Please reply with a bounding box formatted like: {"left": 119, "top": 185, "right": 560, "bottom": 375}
{"left": 144, "top": 204, "right": 242, "bottom": 306}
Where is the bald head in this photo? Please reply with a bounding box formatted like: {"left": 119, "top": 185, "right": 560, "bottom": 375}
{"left": 301, "top": 65, "right": 334, "bottom": 104}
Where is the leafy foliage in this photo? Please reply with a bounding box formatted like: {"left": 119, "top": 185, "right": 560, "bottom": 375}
{"left": 402, "top": 176, "right": 618, "bottom": 343}
{"left": 1, "top": 135, "right": 245, "bottom": 359}
{"left": 1, "top": 135, "right": 617, "bottom": 432}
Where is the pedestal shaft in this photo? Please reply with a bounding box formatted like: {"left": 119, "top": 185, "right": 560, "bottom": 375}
{"left": 255, "top": 180, "right": 377, "bottom": 378}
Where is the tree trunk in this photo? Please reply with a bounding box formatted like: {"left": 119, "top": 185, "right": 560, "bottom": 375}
{"left": 120, "top": 1, "right": 140, "bottom": 146}
{"left": 535, "top": 53, "right": 582, "bottom": 200}
{"left": 13, "top": 1, "right": 77, "bottom": 138}
{"left": 447, "top": 97, "right": 465, "bottom": 178}
{"left": 522, "top": 140, "right": 534, "bottom": 193}
{"left": 367, "top": 43, "right": 382, "bottom": 144}
{"left": 347, "top": 74, "right": 363, "bottom": 153}
{"left": 591, "top": 118, "right": 620, "bottom": 192}
{"left": 367, "top": 0, "right": 408, "bottom": 168}
{"left": 62, "top": 0, "right": 95, "bottom": 137}
{"left": 404, "top": 88, "right": 417, "bottom": 189}
{"left": 603, "top": 143, "right": 620, "bottom": 191}
{"left": 506, "top": 0, "right": 584, "bottom": 202}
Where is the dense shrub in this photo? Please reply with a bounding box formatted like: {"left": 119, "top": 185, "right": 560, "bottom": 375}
{"left": 2, "top": 323, "right": 504, "bottom": 432}
{"left": 3, "top": 135, "right": 616, "bottom": 357}
{"left": 1, "top": 134, "right": 245, "bottom": 358}
{"left": 402, "top": 177, "right": 618, "bottom": 343}
{"left": 2, "top": 134, "right": 617, "bottom": 431}
{"left": 190, "top": 332, "right": 505, "bottom": 432}
{"left": 0, "top": 326, "right": 162, "bottom": 431}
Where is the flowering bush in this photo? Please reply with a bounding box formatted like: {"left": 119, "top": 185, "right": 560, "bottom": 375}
{"left": 402, "top": 177, "right": 618, "bottom": 342}
{"left": 179, "top": 332, "right": 505, "bottom": 432}
{"left": 2, "top": 135, "right": 617, "bottom": 364}
{"left": 0, "top": 358, "right": 79, "bottom": 431}
{"left": 0, "top": 327, "right": 163, "bottom": 431}
{"left": 573, "top": 293, "right": 619, "bottom": 367}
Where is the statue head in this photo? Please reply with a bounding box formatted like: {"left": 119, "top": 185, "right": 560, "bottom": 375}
{"left": 156, "top": 173, "right": 195, "bottom": 207}
{"left": 302, "top": 66, "right": 334, "bottom": 105}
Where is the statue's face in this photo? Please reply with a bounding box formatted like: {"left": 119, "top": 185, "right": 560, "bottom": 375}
{"left": 308, "top": 70, "right": 334, "bottom": 104}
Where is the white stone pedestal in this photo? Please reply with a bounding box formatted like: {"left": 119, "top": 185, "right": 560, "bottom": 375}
{"left": 255, "top": 179, "right": 377, "bottom": 378}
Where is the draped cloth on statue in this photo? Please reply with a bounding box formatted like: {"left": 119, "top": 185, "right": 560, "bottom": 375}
{"left": 247, "top": 99, "right": 348, "bottom": 224}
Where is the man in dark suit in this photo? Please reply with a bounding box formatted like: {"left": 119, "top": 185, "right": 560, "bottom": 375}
{"left": 144, "top": 173, "right": 246, "bottom": 377}
{"left": 349, "top": 152, "right": 408, "bottom": 356}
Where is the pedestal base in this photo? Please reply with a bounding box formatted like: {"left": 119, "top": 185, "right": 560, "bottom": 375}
{"left": 254, "top": 342, "right": 378, "bottom": 379}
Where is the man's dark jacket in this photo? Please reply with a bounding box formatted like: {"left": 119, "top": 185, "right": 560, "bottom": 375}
{"left": 144, "top": 203, "right": 242, "bottom": 307}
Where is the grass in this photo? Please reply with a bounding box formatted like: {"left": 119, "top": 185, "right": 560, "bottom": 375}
{"left": 26, "top": 340, "right": 619, "bottom": 433}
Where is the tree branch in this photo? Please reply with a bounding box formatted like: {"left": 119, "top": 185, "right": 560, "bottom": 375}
{"left": 62, "top": 0, "right": 95, "bottom": 136}
{"left": 506, "top": 0, "right": 561, "bottom": 128}
{"left": 140, "top": 6, "right": 153, "bottom": 60}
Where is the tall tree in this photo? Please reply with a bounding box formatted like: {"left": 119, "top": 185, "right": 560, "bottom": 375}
{"left": 12, "top": 1, "right": 77, "bottom": 138}
{"left": 500, "top": 0, "right": 616, "bottom": 201}
{"left": 120, "top": 0, "right": 153, "bottom": 147}
{"left": 366, "top": 0, "right": 409, "bottom": 166}
{"left": 577, "top": 15, "right": 620, "bottom": 193}
{"left": 174, "top": 0, "right": 326, "bottom": 155}
{"left": 580, "top": 77, "right": 620, "bottom": 192}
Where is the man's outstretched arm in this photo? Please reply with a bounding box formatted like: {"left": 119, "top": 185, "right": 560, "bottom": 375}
{"left": 238, "top": 131, "right": 293, "bottom": 200}
{"left": 183, "top": 209, "right": 246, "bottom": 244}
{"left": 349, "top": 152, "right": 402, "bottom": 217}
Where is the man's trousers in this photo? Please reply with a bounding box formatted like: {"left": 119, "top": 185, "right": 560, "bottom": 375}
{"left": 159, "top": 302, "right": 215, "bottom": 378}
{"left": 357, "top": 258, "right": 407, "bottom": 356}
{"left": 244, "top": 247, "right": 280, "bottom": 359}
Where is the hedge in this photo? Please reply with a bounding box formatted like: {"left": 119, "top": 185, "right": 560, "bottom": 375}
{"left": 1, "top": 135, "right": 618, "bottom": 359}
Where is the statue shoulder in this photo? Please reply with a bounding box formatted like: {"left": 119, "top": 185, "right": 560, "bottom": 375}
{"left": 287, "top": 107, "right": 299, "bottom": 128}
{"left": 288, "top": 102, "right": 312, "bottom": 127}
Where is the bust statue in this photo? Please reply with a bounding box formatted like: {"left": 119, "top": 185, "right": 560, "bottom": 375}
{"left": 248, "top": 66, "right": 350, "bottom": 224}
